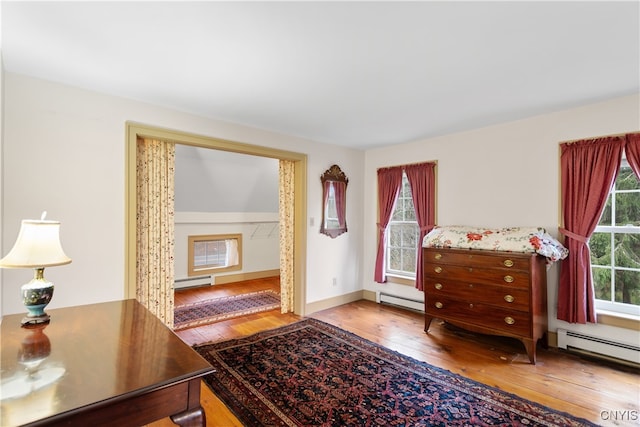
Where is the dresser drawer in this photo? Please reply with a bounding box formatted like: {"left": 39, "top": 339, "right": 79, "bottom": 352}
{"left": 425, "top": 296, "right": 531, "bottom": 336}
{"left": 425, "top": 279, "right": 530, "bottom": 311}
{"left": 424, "top": 262, "right": 530, "bottom": 289}
{"left": 423, "top": 248, "right": 531, "bottom": 271}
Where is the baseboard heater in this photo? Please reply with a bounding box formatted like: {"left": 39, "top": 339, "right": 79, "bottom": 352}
{"left": 378, "top": 292, "right": 424, "bottom": 313}
{"left": 557, "top": 328, "right": 640, "bottom": 366}
{"left": 174, "top": 275, "right": 212, "bottom": 289}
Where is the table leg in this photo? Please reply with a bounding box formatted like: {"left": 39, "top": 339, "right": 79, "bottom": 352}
{"left": 170, "top": 407, "right": 206, "bottom": 427}
{"left": 170, "top": 379, "right": 207, "bottom": 427}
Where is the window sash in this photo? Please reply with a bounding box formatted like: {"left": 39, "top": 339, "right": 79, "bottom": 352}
{"left": 386, "top": 173, "right": 419, "bottom": 278}
{"left": 591, "top": 156, "right": 640, "bottom": 316}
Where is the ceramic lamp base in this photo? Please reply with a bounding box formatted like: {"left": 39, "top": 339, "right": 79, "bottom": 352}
{"left": 21, "top": 269, "right": 54, "bottom": 326}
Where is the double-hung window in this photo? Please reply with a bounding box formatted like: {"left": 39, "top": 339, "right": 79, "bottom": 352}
{"left": 590, "top": 156, "right": 640, "bottom": 316}
{"left": 386, "top": 172, "right": 419, "bottom": 278}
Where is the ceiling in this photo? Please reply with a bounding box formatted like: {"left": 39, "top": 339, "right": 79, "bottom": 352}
{"left": 2, "top": 1, "right": 638, "bottom": 149}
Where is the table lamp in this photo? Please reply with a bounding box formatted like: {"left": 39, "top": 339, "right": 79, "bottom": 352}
{"left": 0, "top": 212, "right": 72, "bottom": 326}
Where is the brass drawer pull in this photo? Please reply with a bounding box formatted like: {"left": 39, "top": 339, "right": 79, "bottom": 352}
{"left": 503, "top": 259, "right": 514, "bottom": 267}
{"left": 504, "top": 316, "right": 515, "bottom": 325}
{"left": 469, "top": 303, "right": 474, "bottom": 309}
{"left": 434, "top": 253, "right": 442, "bottom": 260}
{"left": 435, "top": 302, "right": 443, "bottom": 309}
{"left": 434, "top": 266, "right": 442, "bottom": 273}
{"left": 434, "top": 283, "right": 443, "bottom": 290}
{"left": 503, "top": 275, "right": 514, "bottom": 283}
{"left": 504, "top": 294, "right": 515, "bottom": 303}
{"left": 468, "top": 284, "right": 474, "bottom": 288}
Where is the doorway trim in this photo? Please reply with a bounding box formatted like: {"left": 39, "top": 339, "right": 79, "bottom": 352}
{"left": 125, "top": 122, "right": 308, "bottom": 315}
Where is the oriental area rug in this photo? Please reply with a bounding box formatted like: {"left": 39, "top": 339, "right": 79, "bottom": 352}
{"left": 195, "top": 318, "right": 597, "bottom": 427}
{"left": 174, "top": 290, "right": 281, "bottom": 331}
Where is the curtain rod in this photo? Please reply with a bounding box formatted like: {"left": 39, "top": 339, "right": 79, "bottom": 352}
{"left": 559, "top": 131, "right": 639, "bottom": 145}
{"left": 376, "top": 159, "right": 438, "bottom": 172}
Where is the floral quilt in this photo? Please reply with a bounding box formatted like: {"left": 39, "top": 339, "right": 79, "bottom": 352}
{"left": 422, "top": 225, "right": 569, "bottom": 262}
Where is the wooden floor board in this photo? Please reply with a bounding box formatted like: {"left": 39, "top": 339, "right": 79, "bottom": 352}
{"left": 147, "top": 277, "right": 639, "bottom": 427}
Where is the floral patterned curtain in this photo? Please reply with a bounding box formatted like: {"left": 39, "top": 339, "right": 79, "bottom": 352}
{"left": 136, "top": 137, "right": 175, "bottom": 327}
{"left": 279, "top": 160, "right": 295, "bottom": 313}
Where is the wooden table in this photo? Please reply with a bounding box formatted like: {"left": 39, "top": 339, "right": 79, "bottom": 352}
{"left": 0, "top": 299, "right": 214, "bottom": 426}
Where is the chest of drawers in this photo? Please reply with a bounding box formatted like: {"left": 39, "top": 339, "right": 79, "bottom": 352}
{"left": 423, "top": 247, "right": 547, "bottom": 364}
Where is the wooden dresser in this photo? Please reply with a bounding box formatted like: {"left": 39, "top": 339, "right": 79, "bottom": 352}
{"left": 423, "top": 247, "right": 547, "bottom": 364}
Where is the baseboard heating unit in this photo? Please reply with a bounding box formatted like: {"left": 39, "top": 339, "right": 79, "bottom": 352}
{"left": 378, "top": 292, "right": 424, "bottom": 312}
{"left": 174, "top": 275, "right": 212, "bottom": 289}
{"left": 557, "top": 329, "right": 640, "bottom": 366}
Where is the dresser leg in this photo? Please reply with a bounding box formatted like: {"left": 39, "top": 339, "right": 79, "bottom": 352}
{"left": 522, "top": 338, "right": 536, "bottom": 365}
{"left": 424, "top": 315, "right": 434, "bottom": 333}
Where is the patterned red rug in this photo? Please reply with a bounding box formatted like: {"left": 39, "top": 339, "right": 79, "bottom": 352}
{"left": 195, "top": 318, "right": 597, "bottom": 426}
{"left": 174, "top": 290, "right": 280, "bottom": 330}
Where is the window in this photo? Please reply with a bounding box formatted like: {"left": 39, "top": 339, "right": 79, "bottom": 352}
{"left": 188, "top": 234, "right": 242, "bottom": 276}
{"left": 386, "top": 172, "right": 419, "bottom": 278}
{"left": 590, "top": 156, "right": 640, "bottom": 316}
{"left": 324, "top": 183, "right": 339, "bottom": 229}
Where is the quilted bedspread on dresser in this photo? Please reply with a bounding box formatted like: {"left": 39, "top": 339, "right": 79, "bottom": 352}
{"left": 422, "top": 225, "right": 568, "bottom": 262}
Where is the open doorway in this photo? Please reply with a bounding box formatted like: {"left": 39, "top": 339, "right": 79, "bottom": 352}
{"left": 125, "top": 123, "right": 308, "bottom": 324}
{"left": 173, "top": 145, "right": 280, "bottom": 325}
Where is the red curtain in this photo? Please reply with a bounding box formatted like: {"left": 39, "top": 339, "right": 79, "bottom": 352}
{"left": 334, "top": 181, "right": 347, "bottom": 230}
{"left": 626, "top": 133, "right": 640, "bottom": 178}
{"left": 405, "top": 162, "right": 437, "bottom": 290}
{"left": 374, "top": 166, "right": 403, "bottom": 283}
{"left": 558, "top": 136, "right": 625, "bottom": 323}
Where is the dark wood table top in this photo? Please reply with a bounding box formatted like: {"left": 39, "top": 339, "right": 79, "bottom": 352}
{"left": 0, "top": 299, "right": 214, "bottom": 426}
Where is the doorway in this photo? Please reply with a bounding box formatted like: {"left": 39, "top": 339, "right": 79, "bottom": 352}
{"left": 124, "top": 123, "right": 308, "bottom": 320}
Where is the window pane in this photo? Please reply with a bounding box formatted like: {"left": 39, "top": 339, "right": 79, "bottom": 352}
{"left": 388, "top": 248, "right": 401, "bottom": 270}
{"left": 206, "top": 241, "right": 226, "bottom": 266}
{"left": 615, "top": 192, "right": 640, "bottom": 226}
{"left": 618, "top": 164, "right": 640, "bottom": 191}
{"left": 590, "top": 232, "right": 611, "bottom": 266}
{"left": 402, "top": 224, "right": 417, "bottom": 247}
{"left": 391, "top": 204, "right": 403, "bottom": 221}
{"left": 194, "top": 242, "right": 207, "bottom": 266}
{"left": 402, "top": 179, "right": 412, "bottom": 196}
{"left": 614, "top": 269, "right": 640, "bottom": 305}
{"left": 404, "top": 198, "right": 416, "bottom": 221}
{"left": 597, "top": 194, "right": 612, "bottom": 226}
{"left": 593, "top": 267, "right": 611, "bottom": 301}
{"left": 389, "top": 225, "right": 401, "bottom": 246}
{"left": 614, "top": 233, "right": 640, "bottom": 268}
{"left": 401, "top": 248, "right": 416, "bottom": 273}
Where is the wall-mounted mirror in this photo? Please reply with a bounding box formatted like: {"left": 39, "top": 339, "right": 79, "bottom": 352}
{"left": 320, "top": 164, "right": 348, "bottom": 238}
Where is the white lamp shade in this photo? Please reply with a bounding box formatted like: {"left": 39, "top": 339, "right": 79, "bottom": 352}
{"left": 0, "top": 219, "right": 72, "bottom": 268}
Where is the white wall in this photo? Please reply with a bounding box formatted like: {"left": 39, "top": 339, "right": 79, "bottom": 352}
{"left": 175, "top": 145, "right": 279, "bottom": 213}
{"left": 2, "top": 70, "right": 637, "bottom": 345}
{"left": 0, "top": 52, "right": 3, "bottom": 319}
{"left": 363, "top": 93, "right": 640, "bottom": 344}
{"left": 174, "top": 212, "right": 279, "bottom": 281}
{"left": 1, "top": 72, "right": 364, "bottom": 315}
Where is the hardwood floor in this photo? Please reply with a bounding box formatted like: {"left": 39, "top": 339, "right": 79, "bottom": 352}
{"left": 149, "top": 277, "right": 639, "bottom": 427}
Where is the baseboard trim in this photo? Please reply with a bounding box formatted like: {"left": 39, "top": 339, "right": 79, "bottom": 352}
{"left": 305, "top": 290, "right": 365, "bottom": 315}
{"left": 362, "top": 289, "right": 377, "bottom": 302}
{"left": 214, "top": 269, "right": 280, "bottom": 285}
